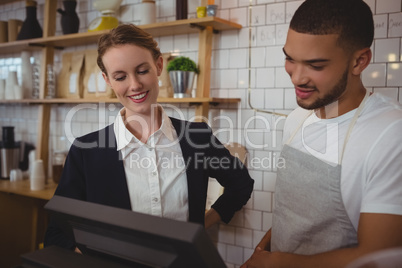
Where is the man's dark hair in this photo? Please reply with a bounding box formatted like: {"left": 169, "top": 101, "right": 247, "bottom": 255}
{"left": 290, "top": 0, "right": 374, "bottom": 53}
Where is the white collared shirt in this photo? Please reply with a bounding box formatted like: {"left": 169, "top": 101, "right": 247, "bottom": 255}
{"left": 113, "top": 106, "right": 189, "bottom": 221}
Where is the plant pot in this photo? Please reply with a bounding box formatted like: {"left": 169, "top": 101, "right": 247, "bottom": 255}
{"left": 169, "top": 71, "right": 195, "bottom": 98}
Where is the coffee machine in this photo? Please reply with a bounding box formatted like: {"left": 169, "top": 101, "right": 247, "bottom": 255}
{"left": 0, "top": 126, "right": 20, "bottom": 179}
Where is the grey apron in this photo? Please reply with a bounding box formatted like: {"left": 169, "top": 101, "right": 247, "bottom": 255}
{"left": 271, "top": 91, "right": 370, "bottom": 254}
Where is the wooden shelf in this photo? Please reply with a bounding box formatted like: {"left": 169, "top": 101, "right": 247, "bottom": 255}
{"left": 0, "top": 97, "right": 240, "bottom": 105}
{"left": 0, "top": 17, "right": 242, "bottom": 55}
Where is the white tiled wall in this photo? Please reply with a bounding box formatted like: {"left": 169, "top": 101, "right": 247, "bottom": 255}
{"left": 1, "top": 0, "right": 402, "bottom": 267}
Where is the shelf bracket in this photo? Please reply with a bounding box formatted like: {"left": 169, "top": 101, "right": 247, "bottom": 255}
{"left": 189, "top": 23, "right": 219, "bottom": 34}
{"left": 28, "top": 43, "right": 64, "bottom": 50}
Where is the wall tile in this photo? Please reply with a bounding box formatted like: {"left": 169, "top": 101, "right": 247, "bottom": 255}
{"left": 244, "top": 209, "right": 262, "bottom": 229}
{"left": 256, "top": 68, "right": 275, "bottom": 88}
{"left": 374, "top": 14, "right": 389, "bottom": 38}
{"left": 230, "top": 209, "right": 245, "bottom": 227}
{"left": 275, "top": 66, "right": 292, "bottom": 87}
{"left": 229, "top": 48, "right": 248, "bottom": 68}
{"left": 265, "top": 88, "right": 284, "bottom": 109}
{"left": 374, "top": 87, "right": 399, "bottom": 99}
{"left": 374, "top": 38, "right": 400, "bottom": 62}
{"left": 376, "top": 0, "right": 401, "bottom": 14}
{"left": 246, "top": 129, "right": 265, "bottom": 149}
{"left": 262, "top": 212, "right": 273, "bottom": 230}
{"left": 251, "top": 47, "right": 266, "bottom": 67}
{"left": 238, "top": 111, "right": 255, "bottom": 135}
{"left": 388, "top": 13, "right": 402, "bottom": 37}
{"left": 220, "top": 30, "right": 239, "bottom": 49}
{"left": 284, "top": 88, "right": 298, "bottom": 109}
{"left": 266, "top": 3, "right": 285, "bottom": 25}
{"left": 158, "top": 0, "right": 175, "bottom": 17}
{"left": 263, "top": 171, "right": 277, "bottom": 192}
{"left": 248, "top": 170, "right": 263, "bottom": 190}
{"left": 222, "top": 0, "right": 239, "bottom": 9}
{"left": 240, "top": 0, "right": 256, "bottom": 6}
{"left": 238, "top": 69, "right": 250, "bottom": 90}
{"left": 218, "top": 224, "right": 235, "bottom": 244}
{"left": 250, "top": 5, "right": 266, "bottom": 26}
{"left": 226, "top": 244, "right": 244, "bottom": 265}
{"left": 387, "top": 63, "right": 402, "bottom": 86}
{"left": 230, "top": 7, "right": 249, "bottom": 27}
{"left": 243, "top": 247, "right": 254, "bottom": 265}
{"left": 252, "top": 230, "right": 266, "bottom": 248}
{"left": 256, "top": 25, "right": 276, "bottom": 46}
{"left": 173, "top": 34, "right": 189, "bottom": 51}
{"left": 249, "top": 91, "right": 265, "bottom": 114}
{"left": 362, "top": 63, "right": 387, "bottom": 87}
{"left": 266, "top": 46, "right": 285, "bottom": 67}
{"left": 238, "top": 27, "right": 253, "bottom": 48}
{"left": 253, "top": 190, "right": 272, "bottom": 211}
{"left": 221, "top": 69, "right": 239, "bottom": 88}
{"left": 399, "top": 89, "right": 402, "bottom": 103}
{"left": 236, "top": 228, "right": 253, "bottom": 248}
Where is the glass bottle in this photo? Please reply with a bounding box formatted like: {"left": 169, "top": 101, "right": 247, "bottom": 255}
{"left": 17, "top": 0, "right": 43, "bottom": 40}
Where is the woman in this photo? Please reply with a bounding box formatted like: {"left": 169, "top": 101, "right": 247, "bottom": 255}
{"left": 44, "top": 24, "right": 254, "bottom": 250}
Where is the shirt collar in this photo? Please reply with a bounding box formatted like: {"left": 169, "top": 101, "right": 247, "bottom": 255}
{"left": 113, "top": 105, "right": 175, "bottom": 152}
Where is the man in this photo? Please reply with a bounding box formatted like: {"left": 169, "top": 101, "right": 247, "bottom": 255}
{"left": 242, "top": 0, "right": 402, "bottom": 267}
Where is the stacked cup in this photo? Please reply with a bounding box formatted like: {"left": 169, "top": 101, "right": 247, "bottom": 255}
{"left": 31, "top": 159, "right": 45, "bottom": 191}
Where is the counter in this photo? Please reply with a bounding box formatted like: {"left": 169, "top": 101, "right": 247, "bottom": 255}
{"left": 0, "top": 179, "right": 57, "bottom": 268}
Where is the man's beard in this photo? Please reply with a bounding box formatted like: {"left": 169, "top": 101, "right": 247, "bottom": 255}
{"left": 297, "top": 67, "right": 349, "bottom": 110}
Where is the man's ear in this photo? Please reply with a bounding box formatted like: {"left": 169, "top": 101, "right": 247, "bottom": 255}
{"left": 352, "top": 48, "right": 372, "bottom": 76}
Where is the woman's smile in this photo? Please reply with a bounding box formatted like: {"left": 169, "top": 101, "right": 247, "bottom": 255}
{"left": 129, "top": 91, "right": 149, "bottom": 103}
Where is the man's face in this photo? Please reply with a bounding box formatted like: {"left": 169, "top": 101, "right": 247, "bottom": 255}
{"left": 283, "top": 29, "right": 351, "bottom": 111}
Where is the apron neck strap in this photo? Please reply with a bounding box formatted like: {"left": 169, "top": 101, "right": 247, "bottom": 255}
{"left": 286, "top": 90, "right": 371, "bottom": 163}
{"left": 339, "top": 90, "right": 370, "bottom": 162}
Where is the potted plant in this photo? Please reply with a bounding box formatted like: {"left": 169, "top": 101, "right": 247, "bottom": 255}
{"left": 167, "top": 56, "right": 200, "bottom": 98}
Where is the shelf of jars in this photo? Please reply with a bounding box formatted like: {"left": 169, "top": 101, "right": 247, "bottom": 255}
{"left": 0, "top": 97, "right": 240, "bottom": 105}
{"left": 0, "top": 17, "right": 242, "bottom": 55}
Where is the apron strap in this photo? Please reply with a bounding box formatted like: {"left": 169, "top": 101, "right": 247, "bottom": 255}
{"left": 286, "top": 90, "right": 370, "bottom": 163}
{"left": 339, "top": 90, "right": 370, "bottom": 162}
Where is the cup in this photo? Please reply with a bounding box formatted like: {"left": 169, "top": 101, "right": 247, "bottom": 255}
{"left": 30, "top": 159, "right": 45, "bottom": 191}
{"left": 140, "top": 0, "right": 156, "bottom": 25}
{"left": 10, "top": 169, "right": 23, "bottom": 181}
{"left": 5, "top": 71, "right": 18, "bottom": 100}
{"left": 14, "top": 85, "right": 23, "bottom": 99}
{"left": 197, "top": 6, "right": 206, "bottom": 18}
{"left": 206, "top": 5, "right": 218, "bottom": 17}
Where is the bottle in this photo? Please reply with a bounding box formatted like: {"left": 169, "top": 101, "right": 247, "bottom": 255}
{"left": 46, "top": 64, "right": 56, "bottom": 99}
{"left": 176, "top": 0, "right": 188, "bottom": 20}
{"left": 31, "top": 60, "right": 40, "bottom": 99}
{"left": 21, "top": 51, "right": 33, "bottom": 99}
{"left": 17, "top": 0, "right": 43, "bottom": 40}
{"left": 57, "top": 0, "right": 80, "bottom": 34}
